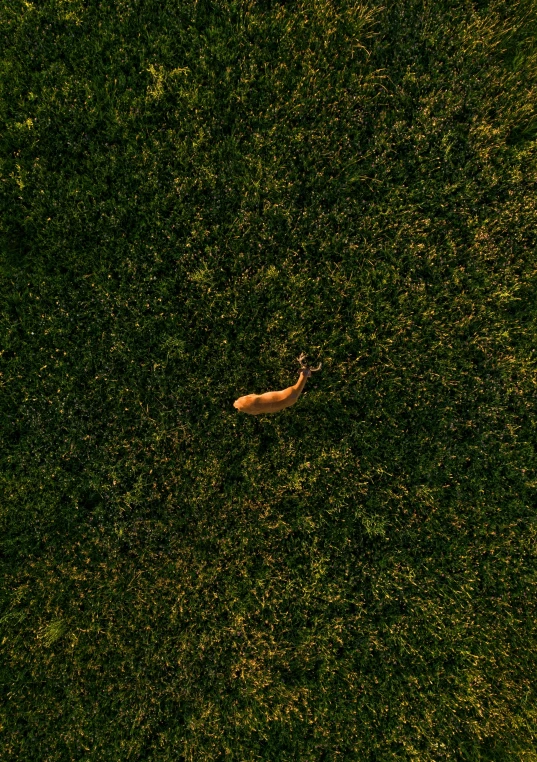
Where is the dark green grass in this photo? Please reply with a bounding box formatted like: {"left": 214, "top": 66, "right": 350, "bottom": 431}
{"left": 1, "top": 0, "right": 536, "bottom": 759}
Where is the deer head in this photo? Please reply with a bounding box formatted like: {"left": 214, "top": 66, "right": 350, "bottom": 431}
{"left": 297, "top": 352, "right": 322, "bottom": 377}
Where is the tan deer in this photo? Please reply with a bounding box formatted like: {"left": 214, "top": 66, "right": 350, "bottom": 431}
{"left": 233, "top": 353, "right": 321, "bottom": 415}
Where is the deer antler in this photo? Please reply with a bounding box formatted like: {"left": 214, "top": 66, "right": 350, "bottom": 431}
{"left": 297, "top": 353, "right": 322, "bottom": 372}
{"left": 297, "top": 352, "right": 308, "bottom": 369}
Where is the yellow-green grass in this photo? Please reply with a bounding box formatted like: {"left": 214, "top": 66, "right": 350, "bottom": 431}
{"left": 1, "top": 0, "right": 536, "bottom": 759}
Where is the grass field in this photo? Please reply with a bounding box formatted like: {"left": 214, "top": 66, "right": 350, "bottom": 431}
{"left": 1, "top": 0, "right": 537, "bottom": 759}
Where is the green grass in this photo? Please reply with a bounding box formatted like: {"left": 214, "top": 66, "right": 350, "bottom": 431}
{"left": 1, "top": 0, "right": 536, "bottom": 759}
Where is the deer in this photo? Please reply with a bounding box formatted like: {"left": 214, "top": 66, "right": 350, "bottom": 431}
{"left": 233, "top": 353, "right": 321, "bottom": 415}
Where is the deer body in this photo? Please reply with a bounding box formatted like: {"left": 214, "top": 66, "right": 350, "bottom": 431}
{"left": 233, "top": 354, "right": 321, "bottom": 415}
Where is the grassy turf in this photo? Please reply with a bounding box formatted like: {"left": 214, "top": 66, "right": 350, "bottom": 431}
{"left": 1, "top": 0, "right": 537, "bottom": 759}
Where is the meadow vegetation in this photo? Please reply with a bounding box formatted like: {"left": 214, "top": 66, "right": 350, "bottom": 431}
{"left": 1, "top": 0, "right": 536, "bottom": 759}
